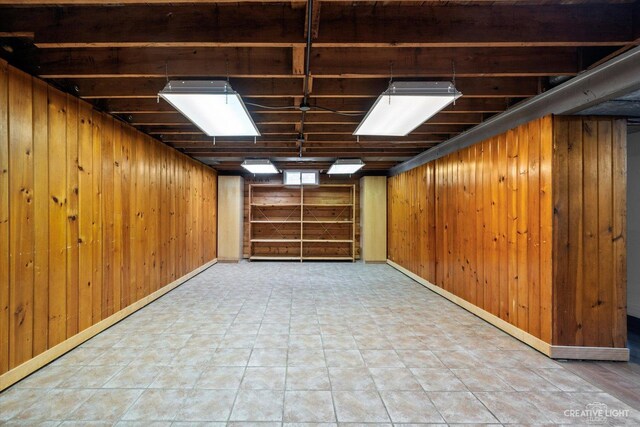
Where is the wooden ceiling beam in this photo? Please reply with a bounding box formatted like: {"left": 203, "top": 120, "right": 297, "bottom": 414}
{"left": 142, "top": 123, "right": 468, "bottom": 134}
{"left": 27, "top": 46, "right": 579, "bottom": 78}
{"left": 103, "top": 97, "right": 511, "bottom": 114}
{"left": 64, "top": 76, "right": 539, "bottom": 98}
{"left": 123, "top": 112, "right": 485, "bottom": 125}
{"left": 157, "top": 134, "right": 447, "bottom": 143}
{"left": 0, "top": 4, "right": 634, "bottom": 48}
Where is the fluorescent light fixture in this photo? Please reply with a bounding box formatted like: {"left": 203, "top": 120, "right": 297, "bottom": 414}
{"left": 241, "top": 159, "right": 279, "bottom": 174}
{"left": 354, "top": 81, "right": 462, "bottom": 136}
{"left": 159, "top": 80, "right": 260, "bottom": 137}
{"left": 327, "top": 159, "right": 365, "bottom": 175}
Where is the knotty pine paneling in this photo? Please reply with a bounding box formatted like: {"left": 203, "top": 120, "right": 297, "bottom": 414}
{"left": 552, "top": 116, "right": 627, "bottom": 348}
{"left": 242, "top": 176, "right": 361, "bottom": 259}
{"left": 0, "top": 61, "right": 217, "bottom": 375}
{"left": 388, "top": 115, "right": 627, "bottom": 348}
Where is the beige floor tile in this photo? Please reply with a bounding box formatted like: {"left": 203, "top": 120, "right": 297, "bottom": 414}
{"left": 395, "top": 351, "right": 445, "bottom": 368}
{"left": 410, "top": 368, "right": 468, "bottom": 391}
{"left": 121, "top": 389, "right": 189, "bottom": 421}
{"left": 288, "top": 349, "right": 326, "bottom": 367}
{"left": 248, "top": 348, "right": 288, "bottom": 366}
{"left": 230, "top": 390, "right": 284, "bottom": 421}
{"left": 241, "top": 367, "right": 287, "bottom": 390}
{"left": 379, "top": 390, "right": 444, "bottom": 423}
{"left": 353, "top": 336, "right": 394, "bottom": 350}
{"left": 290, "top": 335, "right": 324, "bottom": 349}
{"left": 287, "top": 367, "right": 331, "bottom": 390}
{"left": 103, "top": 364, "right": 162, "bottom": 388}
{"left": 322, "top": 335, "right": 358, "bottom": 350}
{"left": 432, "top": 350, "right": 481, "bottom": 369}
{"left": 451, "top": 368, "right": 513, "bottom": 392}
{"left": 533, "top": 367, "right": 600, "bottom": 392}
{"left": 325, "top": 350, "right": 365, "bottom": 368}
{"left": 328, "top": 368, "right": 376, "bottom": 391}
{"left": 369, "top": 368, "right": 422, "bottom": 391}
{"left": 68, "top": 388, "right": 143, "bottom": 421}
{"left": 361, "top": 350, "right": 404, "bottom": 368}
{"left": 196, "top": 366, "right": 245, "bottom": 389}
{"left": 254, "top": 334, "right": 289, "bottom": 348}
{"left": 284, "top": 391, "right": 336, "bottom": 422}
{"left": 149, "top": 365, "right": 204, "bottom": 389}
{"left": 14, "top": 365, "right": 79, "bottom": 389}
{"left": 58, "top": 365, "right": 123, "bottom": 388}
{"left": 176, "top": 389, "right": 236, "bottom": 421}
{"left": 428, "top": 391, "right": 498, "bottom": 424}
{"left": 494, "top": 367, "right": 560, "bottom": 391}
{"left": 14, "top": 388, "right": 95, "bottom": 421}
{"left": 474, "top": 391, "right": 553, "bottom": 424}
{"left": 333, "top": 391, "right": 390, "bottom": 422}
{"left": 209, "top": 348, "right": 252, "bottom": 366}
{"left": 0, "top": 388, "right": 51, "bottom": 421}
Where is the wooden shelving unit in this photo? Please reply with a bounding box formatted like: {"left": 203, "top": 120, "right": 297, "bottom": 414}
{"left": 249, "top": 184, "right": 355, "bottom": 261}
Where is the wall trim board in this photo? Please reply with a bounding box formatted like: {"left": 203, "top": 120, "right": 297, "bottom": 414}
{"left": 0, "top": 259, "right": 217, "bottom": 391}
{"left": 387, "top": 259, "right": 629, "bottom": 361}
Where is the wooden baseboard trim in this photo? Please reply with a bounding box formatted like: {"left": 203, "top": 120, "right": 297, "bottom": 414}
{"left": 386, "top": 260, "right": 629, "bottom": 362}
{"left": 549, "top": 346, "right": 629, "bottom": 361}
{"left": 217, "top": 259, "right": 240, "bottom": 263}
{"left": 363, "top": 260, "right": 387, "bottom": 264}
{"left": 0, "top": 259, "right": 218, "bottom": 391}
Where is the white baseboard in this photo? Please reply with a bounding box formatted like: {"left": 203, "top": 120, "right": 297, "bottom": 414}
{"left": 0, "top": 259, "right": 217, "bottom": 391}
{"left": 386, "top": 259, "right": 629, "bottom": 362}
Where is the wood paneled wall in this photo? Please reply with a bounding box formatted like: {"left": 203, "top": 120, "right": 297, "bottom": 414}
{"left": 552, "top": 116, "right": 626, "bottom": 348}
{"left": 241, "top": 176, "right": 361, "bottom": 259}
{"left": 388, "top": 115, "right": 627, "bottom": 348}
{"left": 0, "top": 61, "right": 217, "bottom": 375}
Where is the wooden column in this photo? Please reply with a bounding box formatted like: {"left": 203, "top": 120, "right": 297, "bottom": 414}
{"left": 360, "top": 176, "right": 387, "bottom": 262}
{"left": 217, "top": 176, "right": 244, "bottom": 262}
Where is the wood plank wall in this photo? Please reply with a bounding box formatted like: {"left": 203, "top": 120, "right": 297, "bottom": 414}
{"left": 0, "top": 61, "right": 218, "bottom": 375}
{"left": 552, "top": 116, "right": 627, "bottom": 347}
{"left": 388, "top": 115, "right": 627, "bottom": 348}
{"left": 242, "top": 176, "right": 361, "bottom": 259}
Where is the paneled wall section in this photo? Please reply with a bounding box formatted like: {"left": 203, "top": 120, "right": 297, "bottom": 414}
{"left": 0, "top": 61, "right": 218, "bottom": 375}
{"left": 552, "top": 116, "right": 626, "bottom": 348}
{"left": 388, "top": 115, "right": 626, "bottom": 348}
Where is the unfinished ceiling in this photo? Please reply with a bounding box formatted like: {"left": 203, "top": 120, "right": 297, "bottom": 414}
{"left": 1, "top": 0, "right": 639, "bottom": 172}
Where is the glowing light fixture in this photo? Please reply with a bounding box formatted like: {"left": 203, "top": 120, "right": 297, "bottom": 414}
{"left": 354, "top": 81, "right": 462, "bottom": 136}
{"left": 327, "top": 159, "right": 365, "bottom": 175}
{"left": 159, "top": 80, "right": 260, "bottom": 137}
{"left": 241, "top": 159, "right": 279, "bottom": 174}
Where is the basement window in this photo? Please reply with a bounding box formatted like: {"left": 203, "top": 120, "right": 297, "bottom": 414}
{"left": 284, "top": 170, "right": 319, "bottom": 186}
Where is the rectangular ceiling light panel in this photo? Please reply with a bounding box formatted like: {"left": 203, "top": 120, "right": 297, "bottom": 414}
{"left": 241, "top": 159, "right": 279, "bottom": 174}
{"left": 327, "top": 159, "right": 365, "bottom": 175}
{"left": 354, "top": 81, "right": 462, "bottom": 136}
{"left": 159, "top": 80, "right": 260, "bottom": 137}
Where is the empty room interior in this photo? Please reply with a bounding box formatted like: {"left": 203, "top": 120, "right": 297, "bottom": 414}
{"left": 1, "top": 0, "right": 640, "bottom": 424}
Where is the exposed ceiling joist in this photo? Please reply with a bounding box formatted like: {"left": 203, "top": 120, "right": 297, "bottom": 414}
{"left": 61, "top": 77, "right": 540, "bottom": 99}
{"left": 1, "top": 4, "right": 636, "bottom": 48}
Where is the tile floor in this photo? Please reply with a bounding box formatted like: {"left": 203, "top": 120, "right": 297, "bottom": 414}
{"left": 1, "top": 261, "right": 639, "bottom": 425}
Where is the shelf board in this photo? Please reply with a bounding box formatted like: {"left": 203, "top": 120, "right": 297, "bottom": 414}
{"left": 251, "top": 238, "right": 302, "bottom": 243}
{"left": 250, "top": 256, "right": 301, "bottom": 261}
{"left": 251, "top": 220, "right": 301, "bottom": 223}
{"left": 302, "top": 203, "right": 353, "bottom": 207}
{"left": 303, "top": 220, "right": 352, "bottom": 224}
{"left": 251, "top": 203, "right": 301, "bottom": 207}
{"left": 303, "top": 239, "right": 353, "bottom": 243}
{"left": 302, "top": 256, "right": 354, "bottom": 261}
